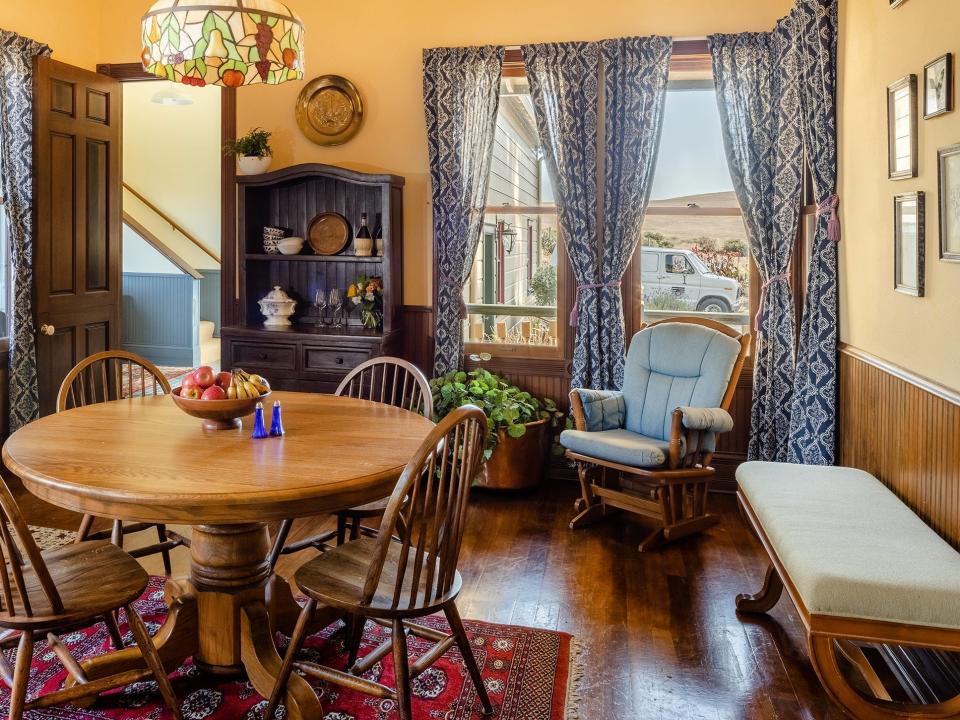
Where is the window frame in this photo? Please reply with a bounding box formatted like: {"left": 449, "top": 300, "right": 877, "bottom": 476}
{"left": 455, "top": 41, "right": 811, "bottom": 365}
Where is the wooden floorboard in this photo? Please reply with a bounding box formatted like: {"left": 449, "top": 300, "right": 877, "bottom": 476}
{"left": 11, "top": 479, "right": 843, "bottom": 719}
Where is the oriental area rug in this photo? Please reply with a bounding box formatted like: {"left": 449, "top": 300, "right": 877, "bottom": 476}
{"left": 0, "top": 577, "right": 581, "bottom": 719}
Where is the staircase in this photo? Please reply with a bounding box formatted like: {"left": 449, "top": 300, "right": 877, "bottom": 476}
{"left": 200, "top": 320, "right": 220, "bottom": 366}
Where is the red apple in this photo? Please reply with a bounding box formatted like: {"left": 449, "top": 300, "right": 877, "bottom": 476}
{"left": 194, "top": 365, "right": 216, "bottom": 389}
{"left": 215, "top": 371, "right": 233, "bottom": 388}
{"left": 180, "top": 385, "right": 202, "bottom": 400}
{"left": 201, "top": 385, "right": 227, "bottom": 401}
{"left": 181, "top": 373, "right": 200, "bottom": 391}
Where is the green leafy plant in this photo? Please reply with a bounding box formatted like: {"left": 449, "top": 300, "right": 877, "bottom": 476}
{"left": 430, "top": 368, "right": 565, "bottom": 459}
{"left": 723, "top": 239, "right": 748, "bottom": 256}
{"left": 539, "top": 226, "right": 558, "bottom": 256}
{"left": 223, "top": 127, "right": 272, "bottom": 158}
{"left": 642, "top": 231, "right": 674, "bottom": 248}
{"left": 644, "top": 291, "right": 694, "bottom": 312}
{"left": 530, "top": 265, "right": 557, "bottom": 306}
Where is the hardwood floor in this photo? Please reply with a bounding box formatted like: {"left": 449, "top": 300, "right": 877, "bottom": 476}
{"left": 11, "top": 479, "right": 841, "bottom": 719}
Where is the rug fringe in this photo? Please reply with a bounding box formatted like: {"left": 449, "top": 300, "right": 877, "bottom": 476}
{"left": 564, "top": 636, "right": 585, "bottom": 720}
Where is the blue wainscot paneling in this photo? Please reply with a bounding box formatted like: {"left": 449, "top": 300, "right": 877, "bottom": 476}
{"left": 122, "top": 272, "right": 200, "bottom": 367}
{"left": 197, "top": 268, "right": 221, "bottom": 337}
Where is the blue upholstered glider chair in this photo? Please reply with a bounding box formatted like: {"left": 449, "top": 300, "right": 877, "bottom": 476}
{"left": 561, "top": 317, "right": 750, "bottom": 551}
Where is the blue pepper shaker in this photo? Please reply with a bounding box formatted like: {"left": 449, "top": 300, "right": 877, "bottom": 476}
{"left": 251, "top": 402, "right": 269, "bottom": 439}
{"left": 270, "top": 400, "right": 284, "bottom": 437}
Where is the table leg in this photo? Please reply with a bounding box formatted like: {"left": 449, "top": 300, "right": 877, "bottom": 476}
{"left": 76, "top": 578, "right": 198, "bottom": 683}
{"left": 241, "top": 602, "right": 323, "bottom": 720}
{"left": 266, "top": 573, "right": 342, "bottom": 637}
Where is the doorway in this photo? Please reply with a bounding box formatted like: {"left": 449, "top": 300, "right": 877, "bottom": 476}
{"left": 120, "top": 81, "right": 222, "bottom": 376}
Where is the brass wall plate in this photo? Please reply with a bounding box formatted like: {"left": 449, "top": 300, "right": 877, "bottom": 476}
{"left": 295, "top": 75, "right": 364, "bottom": 146}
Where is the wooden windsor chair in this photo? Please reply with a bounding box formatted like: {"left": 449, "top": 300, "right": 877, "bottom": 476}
{"left": 264, "top": 405, "right": 492, "bottom": 720}
{"left": 0, "top": 474, "right": 182, "bottom": 719}
{"left": 267, "top": 357, "right": 434, "bottom": 567}
{"left": 57, "top": 350, "right": 187, "bottom": 573}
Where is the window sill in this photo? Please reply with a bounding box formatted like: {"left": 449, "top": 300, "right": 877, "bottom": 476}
{"left": 464, "top": 341, "right": 562, "bottom": 362}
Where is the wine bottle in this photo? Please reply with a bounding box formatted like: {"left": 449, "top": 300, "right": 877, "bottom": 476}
{"left": 354, "top": 212, "right": 373, "bottom": 257}
{"left": 373, "top": 213, "right": 383, "bottom": 256}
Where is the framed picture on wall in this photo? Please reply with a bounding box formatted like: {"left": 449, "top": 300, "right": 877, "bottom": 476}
{"left": 888, "top": 75, "right": 918, "bottom": 179}
{"left": 924, "top": 53, "right": 953, "bottom": 119}
{"left": 938, "top": 144, "right": 960, "bottom": 261}
{"left": 894, "top": 191, "right": 925, "bottom": 296}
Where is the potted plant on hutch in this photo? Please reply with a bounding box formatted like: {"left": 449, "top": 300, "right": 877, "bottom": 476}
{"left": 430, "top": 362, "right": 565, "bottom": 490}
{"left": 224, "top": 127, "right": 273, "bottom": 175}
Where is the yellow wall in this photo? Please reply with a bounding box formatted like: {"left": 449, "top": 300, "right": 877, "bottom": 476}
{"left": 92, "top": 0, "right": 794, "bottom": 306}
{"left": 123, "top": 81, "right": 221, "bottom": 265}
{"left": 0, "top": 2, "right": 106, "bottom": 70}
{"left": 838, "top": 0, "right": 960, "bottom": 390}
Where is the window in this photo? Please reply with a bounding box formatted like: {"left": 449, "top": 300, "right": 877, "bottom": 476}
{"left": 463, "top": 73, "right": 561, "bottom": 352}
{"left": 640, "top": 86, "right": 752, "bottom": 334}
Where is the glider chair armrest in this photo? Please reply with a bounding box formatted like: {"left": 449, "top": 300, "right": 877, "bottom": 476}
{"left": 569, "top": 389, "right": 625, "bottom": 432}
{"left": 668, "top": 407, "right": 734, "bottom": 469}
{"left": 676, "top": 406, "right": 734, "bottom": 433}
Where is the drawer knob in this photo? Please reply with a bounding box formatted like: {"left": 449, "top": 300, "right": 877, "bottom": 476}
{"left": 335, "top": 357, "right": 344, "bottom": 365}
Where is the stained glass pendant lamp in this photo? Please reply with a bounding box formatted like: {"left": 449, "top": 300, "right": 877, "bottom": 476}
{"left": 140, "top": 0, "right": 304, "bottom": 88}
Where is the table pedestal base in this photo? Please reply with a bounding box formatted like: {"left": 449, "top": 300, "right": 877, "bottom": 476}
{"left": 77, "top": 523, "right": 339, "bottom": 720}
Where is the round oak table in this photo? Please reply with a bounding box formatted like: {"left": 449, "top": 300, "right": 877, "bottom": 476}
{"left": 1, "top": 391, "right": 434, "bottom": 720}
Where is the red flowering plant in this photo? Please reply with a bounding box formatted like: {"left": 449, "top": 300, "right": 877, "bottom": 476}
{"left": 348, "top": 275, "right": 384, "bottom": 329}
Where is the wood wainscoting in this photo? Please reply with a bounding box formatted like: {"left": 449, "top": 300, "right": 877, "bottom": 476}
{"left": 400, "top": 305, "right": 752, "bottom": 489}
{"left": 840, "top": 343, "right": 960, "bottom": 548}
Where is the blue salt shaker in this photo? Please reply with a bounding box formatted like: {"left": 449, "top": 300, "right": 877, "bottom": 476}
{"left": 270, "top": 400, "right": 284, "bottom": 437}
{"left": 251, "top": 402, "right": 269, "bottom": 439}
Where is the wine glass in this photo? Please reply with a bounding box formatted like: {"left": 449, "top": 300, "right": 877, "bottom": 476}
{"left": 314, "top": 287, "right": 328, "bottom": 325}
{"left": 328, "top": 288, "right": 344, "bottom": 328}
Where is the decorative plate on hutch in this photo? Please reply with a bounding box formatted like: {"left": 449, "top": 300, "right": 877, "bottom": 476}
{"left": 295, "top": 75, "right": 364, "bottom": 146}
{"left": 307, "top": 212, "right": 351, "bottom": 255}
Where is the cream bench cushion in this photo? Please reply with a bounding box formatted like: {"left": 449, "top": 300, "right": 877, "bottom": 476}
{"left": 737, "top": 461, "right": 960, "bottom": 630}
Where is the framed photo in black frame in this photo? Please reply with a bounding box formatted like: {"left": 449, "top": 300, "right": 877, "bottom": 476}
{"left": 894, "top": 191, "right": 925, "bottom": 296}
{"left": 924, "top": 53, "right": 953, "bottom": 119}
{"left": 938, "top": 144, "right": 960, "bottom": 261}
{"left": 888, "top": 75, "right": 918, "bottom": 179}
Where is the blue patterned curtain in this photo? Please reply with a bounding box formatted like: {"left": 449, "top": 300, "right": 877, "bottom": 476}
{"left": 523, "top": 42, "right": 601, "bottom": 391}
{"left": 599, "top": 37, "right": 672, "bottom": 388}
{"left": 788, "top": 0, "right": 840, "bottom": 465}
{"left": 423, "top": 46, "right": 504, "bottom": 377}
{"left": 524, "top": 39, "right": 671, "bottom": 391}
{"left": 0, "top": 31, "right": 50, "bottom": 431}
{"left": 710, "top": 20, "right": 803, "bottom": 462}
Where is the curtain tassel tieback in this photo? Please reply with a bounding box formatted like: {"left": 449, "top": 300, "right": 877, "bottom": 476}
{"left": 816, "top": 193, "right": 841, "bottom": 243}
{"left": 439, "top": 274, "right": 468, "bottom": 318}
{"left": 754, "top": 273, "right": 790, "bottom": 334}
{"left": 569, "top": 281, "right": 621, "bottom": 327}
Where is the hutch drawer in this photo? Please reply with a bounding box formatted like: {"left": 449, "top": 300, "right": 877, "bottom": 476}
{"left": 302, "top": 345, "right": 374, "bottom": 373}
{"left": 229, "top": 341, "right": 297, "bottom": 370}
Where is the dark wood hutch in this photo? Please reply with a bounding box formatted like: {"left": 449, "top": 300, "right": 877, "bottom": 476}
{"left": 221, "top": 163, "right": 404, "bottom": 393}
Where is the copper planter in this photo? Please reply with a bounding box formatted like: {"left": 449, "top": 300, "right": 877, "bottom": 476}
{"left": 474, "top": 419, "right": 548, "bottom": 491}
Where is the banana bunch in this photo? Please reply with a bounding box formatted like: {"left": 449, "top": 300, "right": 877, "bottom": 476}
{"left": 227, "top": 369, "right": 271, "bottom": 400}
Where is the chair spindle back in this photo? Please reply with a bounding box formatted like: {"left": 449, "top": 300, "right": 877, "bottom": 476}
{"left": 335, "top": 357, "right": 434, "bottom": 418}
{"left": 57, "top": 350, "right": 172, "bottom": 412}
{"left": 364, "top": 405, "right": 486, "bottom": 611}
{"left": 0, "top": 477, "right": 62, "bottom": 619}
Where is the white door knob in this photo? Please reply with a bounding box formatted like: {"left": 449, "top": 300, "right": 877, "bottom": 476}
{"left": 38, "top": 323, "right": 55, "bottom": 336}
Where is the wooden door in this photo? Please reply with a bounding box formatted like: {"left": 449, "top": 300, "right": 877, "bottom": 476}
{"left": 33, "top": 58, "right": 121, "bottom": 416}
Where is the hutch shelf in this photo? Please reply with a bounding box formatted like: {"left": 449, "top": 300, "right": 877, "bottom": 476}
{"left": 221, "top": 163, "right": 404, "bottom": 393}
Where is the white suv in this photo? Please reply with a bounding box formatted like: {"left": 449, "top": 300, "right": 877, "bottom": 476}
{"left": 641, "top": 247, "right": 740, "bottom": 313}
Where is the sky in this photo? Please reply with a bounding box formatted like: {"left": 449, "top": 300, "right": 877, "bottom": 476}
{"left": 649, "top": 89, "right": 734, "bottom": 201}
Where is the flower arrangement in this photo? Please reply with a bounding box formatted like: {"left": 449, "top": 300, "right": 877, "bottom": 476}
{"left": 347, "top": 275, "right": 383, "bottom": 329}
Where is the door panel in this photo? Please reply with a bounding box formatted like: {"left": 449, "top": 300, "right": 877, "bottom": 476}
{"left": 34, "top": 57, "right": 121, "bottom": 416}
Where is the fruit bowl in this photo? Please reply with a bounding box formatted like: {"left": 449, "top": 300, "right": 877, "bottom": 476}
{"left": 171, "top": 387, "right": 271, "bottom": 431}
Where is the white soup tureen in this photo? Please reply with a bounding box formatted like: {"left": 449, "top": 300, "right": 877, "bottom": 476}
{"left": 258, "top": 286, "right": 296, "bottom": 327}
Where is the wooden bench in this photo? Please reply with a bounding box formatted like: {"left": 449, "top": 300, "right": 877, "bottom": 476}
{"left": 736, "top": 461, "right": 960, "bottom": 719}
